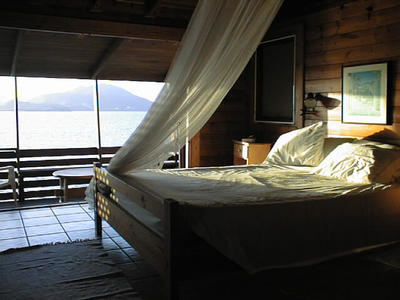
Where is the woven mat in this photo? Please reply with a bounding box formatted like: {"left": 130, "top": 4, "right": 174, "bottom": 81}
{"left": 0, "top": 240, "right": 140, "bottom": 300}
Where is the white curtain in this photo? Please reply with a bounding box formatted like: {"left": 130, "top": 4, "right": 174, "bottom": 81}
{"left": 107, "top": 0, "right": 283, "bottom": 175}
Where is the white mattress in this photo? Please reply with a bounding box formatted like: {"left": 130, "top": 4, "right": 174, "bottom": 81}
{"left": 123, "top": 164, "right": 389, "bottom": 205}
{"left": 121, "top": 164, "right": 400, "bottom": 273}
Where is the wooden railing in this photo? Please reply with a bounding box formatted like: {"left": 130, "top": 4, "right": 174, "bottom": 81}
{"left": 0, "top": 147, "right": 179, "bottom": 205}
{"left": 18, "top": 147, "right": 104, "bottom": 202}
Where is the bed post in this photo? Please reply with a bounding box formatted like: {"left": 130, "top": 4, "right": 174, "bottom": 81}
{"left": 164, "top": 198, "right": 180, "bottom": 300}
{"left": 93, "top": 162, "right": 102, "bottom": 238}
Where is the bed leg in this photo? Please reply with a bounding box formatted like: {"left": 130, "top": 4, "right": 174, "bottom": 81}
{"left": 94, "top": 162, "right": 102, "bottom": 238}
{"left": 164, "top": 198, "right": 180, "bottom": 300}
{"left": 94, "top": 203, "right": 102, "bottom": 237}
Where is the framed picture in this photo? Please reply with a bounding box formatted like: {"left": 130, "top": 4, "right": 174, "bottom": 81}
{"left": 342, "top": 62, "right": 388, "bottom": 124}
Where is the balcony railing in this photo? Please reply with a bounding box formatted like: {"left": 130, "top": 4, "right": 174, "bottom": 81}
{"left": 0, "top": 147, "right": 179, "bottom": 206}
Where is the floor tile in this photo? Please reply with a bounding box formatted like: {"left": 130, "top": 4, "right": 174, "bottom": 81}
{"left": 61, "top": 220, "right": 94, "bottom": 232}
{"left": 112, "top": 236, "right": 131, "bottom": 249}
{"left": 28, "top": 232, "right": 70, "bottom": 246}
{"left": 103, "top": 226, "right": 120, "bottom": 238}
{"left": 0, "top": 237, "right": 29, "bottom": 252}
{"left": 0, "top": 219, "right": 23, "bottom": 230}
{"left": 57, "top": 213, "right": 92, "bottom": 223}
{"left": 0, "top": 211, "right": 21, "bottom": 221}
{"left": 0, "top": 227, "right": 26, "bottom": 240}
{"left": 86, "top": 211, "right": 95, "bottom": 219}
{"left": 67, "top": 229, "right": 99, "bottom": 241}
{"left": 25, "top": 223, "right": 64, "bottom": 236}
{"left": 23, "top": 216, "right": 59, "bottom": 227}
{"left": 20, "top": 208, "right": 54, "bottom": 219}
{"left": 105, "top": 249, "right": 132, "bottom": 264}
{"left": 52, "top": 206, "right": 85, "bottom": 215}
{"left": 100, "top": 238, "right": 120, "bottom": 250}
{"left": 80, "top": 204, "right": 92, "bottom": 213}
{"left": 102, "top": 220, "right": 110, "bottom": 228}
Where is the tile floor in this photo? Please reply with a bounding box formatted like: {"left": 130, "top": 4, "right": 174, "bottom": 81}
{"left": 0, "top": 203, "right": 148, "bottom": 269}
{"left": 0, "top": 203, "right": 163, "bottom": 299}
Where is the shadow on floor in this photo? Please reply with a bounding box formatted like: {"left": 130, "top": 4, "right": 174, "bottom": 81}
{"left": 118, "top": 243, "right": 400, "bottom": 300}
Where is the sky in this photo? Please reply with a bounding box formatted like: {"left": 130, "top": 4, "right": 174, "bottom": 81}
{"left": 0, "top": 76, "right": 164, "bottom": 104}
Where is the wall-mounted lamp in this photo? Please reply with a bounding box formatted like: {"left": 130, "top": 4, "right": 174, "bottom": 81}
{"left": 303, "top": 93, "right": 317, "bottom": 114}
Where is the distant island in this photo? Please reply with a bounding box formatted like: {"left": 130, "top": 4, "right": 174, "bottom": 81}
{"left": 0, "top": 84, "right": 153, "bottom": 111}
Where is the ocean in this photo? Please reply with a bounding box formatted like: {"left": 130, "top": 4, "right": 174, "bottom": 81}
{"left": 0, "top": 111, "right": 147, "bottom": 149}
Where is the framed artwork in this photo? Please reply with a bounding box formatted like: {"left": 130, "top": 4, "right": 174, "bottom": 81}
{"left": 342, "top": 62, "right": 388, "bottom": 124}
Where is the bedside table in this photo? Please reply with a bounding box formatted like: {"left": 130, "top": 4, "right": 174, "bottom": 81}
{"left": 233, "top": 140, "right": 272, "bottom": 165}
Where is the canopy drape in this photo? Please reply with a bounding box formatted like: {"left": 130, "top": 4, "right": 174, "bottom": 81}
{"left": 107, "top": 0, "right": 283, "bottom": 174}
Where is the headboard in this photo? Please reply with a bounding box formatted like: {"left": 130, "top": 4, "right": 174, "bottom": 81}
{"left": 326, "top": 122, "right": 400, "bottom": 146}
{"left": 314, "top": 117, "right": 400, "bottom": 146}
{"left": 323, "top": 132, "right": 400, "bottom": 159}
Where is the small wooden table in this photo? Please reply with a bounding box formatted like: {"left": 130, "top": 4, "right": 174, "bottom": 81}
{"left": 53, "top": 167, "right": 94, "bottom": 202}
{"left": 233, "top": 140, "right": 272, "bottom": 165}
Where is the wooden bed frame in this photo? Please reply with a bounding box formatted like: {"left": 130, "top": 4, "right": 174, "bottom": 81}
{"left": 93, "top": 162, "right": 187, "bottom": 300}
{"left": 93, "top": 135, "right": 400, "bottom": 299}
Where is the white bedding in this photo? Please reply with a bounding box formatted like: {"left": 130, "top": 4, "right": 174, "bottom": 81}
{"left": 123, "top": 164, "right": 389, "bottom": 206}
{"left": 119, "top": 164, "right": 400, "bottom": 273}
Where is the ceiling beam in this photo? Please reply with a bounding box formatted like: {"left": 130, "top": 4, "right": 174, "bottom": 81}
{"left": 0, "top": 11, "right": 184, "bottom": 42}
{"left": 146, "top": 0, "right": 163, "bottom": 18}
{"left": 91, "top": 39, "right": 124, "bottom": 79}
{"left": 10, "top": 30, "right": 23, "bottom": 76}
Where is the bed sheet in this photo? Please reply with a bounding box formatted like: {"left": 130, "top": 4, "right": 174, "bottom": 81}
{"left": 120, "top": 164, "right": 400, "bottom": 273}
{"left": 123, "top": 164, "right": 389, "bottom": 206}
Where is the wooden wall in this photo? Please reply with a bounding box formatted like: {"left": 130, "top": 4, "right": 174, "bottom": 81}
{"left": 303, "top": 0, "right": 400, "bottom": 140}
{"left": 190, "top": 0, "right": 400, "bottom": 167}
{"left": 189, "top": 66, "right": 252, "bottom": 167}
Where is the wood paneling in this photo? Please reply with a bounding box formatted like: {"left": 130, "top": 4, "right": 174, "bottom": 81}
{"left": 305, "top": 39, "right": 400, "bottom": 67}
{"left": 0, "top": 29, "right": 17, "bottom": 74}
{"left": 192, "top": 0, "right": 400, "bottom": 167}
{"left": 0, "top": 0, "right": 193, "bottom": 81}
{"left": 304, "top": 0, "right": 400, "bottom": 27}
{"left": 0, "top": 11, "right": 185, "bottom": 41}
{"left": 0, "top": 26, "right": 179, "bottom": 80}
{"left": 0, "top": 0, "right": 196, "bottom": 26}
{"left": 188, "top": 66, "right": 251, "bottom": 167}
{"left": 16, "top": 31, "right": 111, "bottom": 79}
{"left": 99, "top": 38, "right": 178, "bottom": 81}
{"left": 304, "top": 0, "right": 400, "bottom": 138}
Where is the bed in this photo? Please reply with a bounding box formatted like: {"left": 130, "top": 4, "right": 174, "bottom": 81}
{"left": 93, "top": 124, "right": 400, "bottom": 299}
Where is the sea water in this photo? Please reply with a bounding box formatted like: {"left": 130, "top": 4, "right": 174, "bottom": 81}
{"left": 0, "top": 111, "right": 147, "bottom": 149}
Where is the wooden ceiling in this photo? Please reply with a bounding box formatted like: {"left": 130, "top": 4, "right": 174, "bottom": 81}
{"left": 0, "top": 0, "right": 354, "bottom": 82}
{"left": 0, "top": 0, "right": 197, "bottom": 81}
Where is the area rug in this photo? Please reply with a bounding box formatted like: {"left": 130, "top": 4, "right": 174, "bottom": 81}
{"left": 0, "top": 240, "right": 141, "bottom": 300}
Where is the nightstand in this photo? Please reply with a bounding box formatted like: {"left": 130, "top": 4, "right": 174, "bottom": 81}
{"left": 233, "top": 140, "right": 272, "bottom": 165}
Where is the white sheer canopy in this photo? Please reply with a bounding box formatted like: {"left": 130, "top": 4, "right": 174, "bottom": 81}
{"left": 107, "top": 0, "right": 283, "bottom": 174}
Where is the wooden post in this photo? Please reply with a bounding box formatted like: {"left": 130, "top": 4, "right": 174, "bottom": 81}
{"left": 94, "top": 162, "right": 102, "bottom": 237}
{"left": 164, "top": 198, "right": 180, "bottom": 300}
{"left": 18, "top": 171, "right": 24, "bottom": 202}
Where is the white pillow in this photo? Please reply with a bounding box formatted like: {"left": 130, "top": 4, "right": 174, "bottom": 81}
{"left": 313, "top": 142, "right": 400, "bottom": 184}
{"left": 264, "top": 122, "right": 327, "bottom": 166}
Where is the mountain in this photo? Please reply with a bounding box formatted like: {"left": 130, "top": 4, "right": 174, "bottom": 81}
{"left": 0, "top": 84, "right": 153, "bottom": 111}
